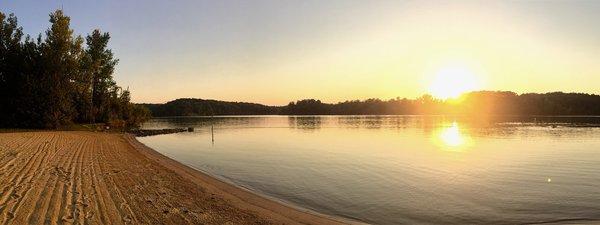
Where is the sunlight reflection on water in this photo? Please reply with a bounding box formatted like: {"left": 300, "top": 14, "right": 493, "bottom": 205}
{"left": 435, "top": 121, "right": 473, "bottom": 151}
{"left": 139, "top": 116, "right": 600, "bottom": 225}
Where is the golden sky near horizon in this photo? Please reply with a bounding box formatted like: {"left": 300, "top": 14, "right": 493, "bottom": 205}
{"left": 6, "top": 1, "right": 600, "bottom": 105}
{"left": 197, "top": 1, "right": 598, "bottom": 104}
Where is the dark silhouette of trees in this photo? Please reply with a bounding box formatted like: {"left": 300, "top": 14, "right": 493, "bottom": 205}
{"left": 40, "top": 10, "right": 83, "bottom": 128}
{"left": 0, "top": 10, "right": 148, "bottom": 128}
{"left": 283, "top": 99, "right": 328, "bottom": 115}
{"left": 451, "top": 91, "right": 600, "bottom": 115}
{"left": 142, "top": 98, "right": 279, "bottom": 117}
{"left": 82, "top": 29, "right": 119, "bottom": 123}
{"left": 143, "top": 92, "right": 600, "bottom": 117}
{"left": 1, "top": 13, "right": 23, "bottom": 125}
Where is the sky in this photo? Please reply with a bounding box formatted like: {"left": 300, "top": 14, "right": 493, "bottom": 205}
{"left": 2, "top": 0, "right": 600, "bottom": 105}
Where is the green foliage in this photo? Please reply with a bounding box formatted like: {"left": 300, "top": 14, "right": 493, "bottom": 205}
{"left": 39, "top": 10, "right": 83, "bottom": 128}
{"left": 122, "top": 103, "right": 151, "bottom": 127}
{"left": 0, "top": 10, "right": 148, "bottom": 129}
{"left": 82, "top": 29, "right": 119, "bottom": 123}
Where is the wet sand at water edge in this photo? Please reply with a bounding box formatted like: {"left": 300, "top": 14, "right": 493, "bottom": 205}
{"left": 0, "top": 131, "right": 350, "bottom": 225}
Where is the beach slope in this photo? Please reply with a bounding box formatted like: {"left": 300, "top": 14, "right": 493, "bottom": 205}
{"left": 0, "top": 131, "right": 347, "bottom": 225}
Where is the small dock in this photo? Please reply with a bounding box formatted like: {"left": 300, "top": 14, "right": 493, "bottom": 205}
{"left": 130, "top": 128, "right": 193, "bottom": 137}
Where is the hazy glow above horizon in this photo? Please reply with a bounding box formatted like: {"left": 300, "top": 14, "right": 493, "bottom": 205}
{"left": 3, "top": 0, "right": 600, "bottom": 105}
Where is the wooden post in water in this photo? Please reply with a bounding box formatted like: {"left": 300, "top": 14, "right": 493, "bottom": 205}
{"left": 208, "top": 104, "right": 215, "bottom": 145}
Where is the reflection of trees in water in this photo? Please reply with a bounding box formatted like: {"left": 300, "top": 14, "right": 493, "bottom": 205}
{"left": 142, "top": 116, "right": 269, "bottom": 130}
{"left": 337, "top": 116, "right": 393, "bottom": 129}
{"left": 288, "top": 116, "right": 322, "bottom": 130}
{"left": 143, "top": 115, "right": 600, "bottom": 139}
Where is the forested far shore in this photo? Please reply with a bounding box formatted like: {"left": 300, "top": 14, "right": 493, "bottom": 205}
{"left": 141, "top": 99, "right": 281, "bottom": 117}
{"left": 143, "top": 91, "right": 600, "bottom": 117}
{"left": 0, "top": 10, "right": 149, "bottom": 128}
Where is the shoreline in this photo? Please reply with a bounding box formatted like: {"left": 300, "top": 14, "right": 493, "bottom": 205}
{"left": 124, "top": 134, "right": 357, "bottom": 224}
{"left": 0, "top": 131, "right": 353, "bottom": 224}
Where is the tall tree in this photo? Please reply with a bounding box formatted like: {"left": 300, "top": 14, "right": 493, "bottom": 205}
{"left": 39, "top": 10, "right": 84, "bottom": 128}
{"left": 0, "top": 12, "right": 24, "bottom": 126}
{"left": 81, "top": 29, "right": 119, "bottom": 123}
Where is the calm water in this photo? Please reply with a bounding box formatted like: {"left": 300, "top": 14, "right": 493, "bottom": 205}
{"left": 138, "top": 116, "right": 600, "bottom": 224}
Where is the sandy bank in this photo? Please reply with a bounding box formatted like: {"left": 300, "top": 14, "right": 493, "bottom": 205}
{"left": 0, "top": 131, "right": 350, "bottom": 224}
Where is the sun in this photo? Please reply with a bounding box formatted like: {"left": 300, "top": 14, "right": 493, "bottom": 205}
{"left": 428, "top": 65, "right": 482, "bottom": 99}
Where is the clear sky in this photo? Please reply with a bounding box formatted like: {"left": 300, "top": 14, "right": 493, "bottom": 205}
{"left": 2, "top": 0, "right": 600, "bottom": 105}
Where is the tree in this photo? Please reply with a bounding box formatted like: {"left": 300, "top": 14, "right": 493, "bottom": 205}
{"left": 81, "top": 29, "right": 119, "bottom": 123}
{"left": 0, "top": 12, "right": 24, "bottom": 126}
{"left": 0, "top": 9, "right": 149, "bottom": 128}
{"left": 39, "top": 10, "right": 84, "bottom": 128}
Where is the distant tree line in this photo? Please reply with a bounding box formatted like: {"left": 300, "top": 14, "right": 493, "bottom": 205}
{"left": 0, "top": 10, "right": 149, "bottom": 128}
{"left": 141, "top": 99, "right": 280, "bottom": 117}
{"left": 144, "top": 91, "right": 600, "bottom": 117}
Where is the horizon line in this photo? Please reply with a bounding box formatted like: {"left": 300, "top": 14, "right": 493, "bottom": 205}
{"left": 135, "top": 90, "right": 600, "bottom": 106}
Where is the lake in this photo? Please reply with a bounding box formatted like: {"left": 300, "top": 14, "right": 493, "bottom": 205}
{"left": 138, "top": 116, "right": 600, "bottom": 224}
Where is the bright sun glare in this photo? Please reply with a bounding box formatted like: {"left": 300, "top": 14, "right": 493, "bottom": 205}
{"left": 436, "top": 122, "right": 472, "bottom": 150}
{"left": 440, "top": 122, "right": 464, "bottom": 147}
{"left": 428, "top": 65, "right": 482, "bottom": 99}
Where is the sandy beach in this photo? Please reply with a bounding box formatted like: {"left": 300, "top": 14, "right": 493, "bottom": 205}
{"left": 0, "top": 131, "right": 348, "bottom": 225}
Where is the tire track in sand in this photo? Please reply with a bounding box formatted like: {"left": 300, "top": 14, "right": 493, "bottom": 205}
{"left": 0, "top": 133, "right": 55, "bottom": 224}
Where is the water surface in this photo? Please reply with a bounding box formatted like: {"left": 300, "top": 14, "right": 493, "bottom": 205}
{"left": 138, "top": 116, "right": 600, "bottom": 224}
